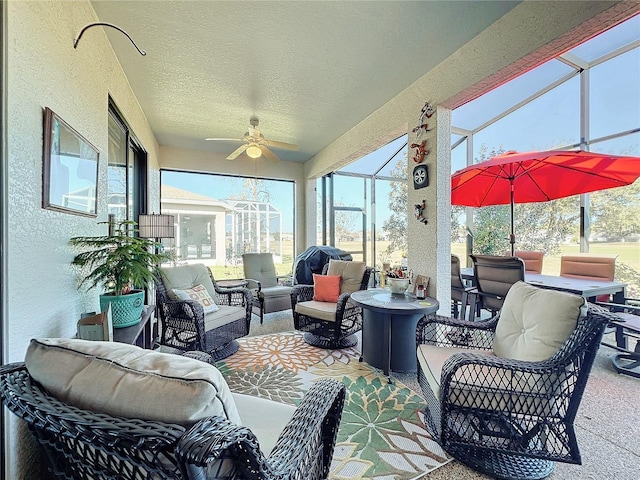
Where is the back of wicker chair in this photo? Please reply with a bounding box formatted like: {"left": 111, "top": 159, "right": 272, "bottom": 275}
{"left": 0, "top": 363, "right": 346, "bottom": 480}
{"left": 416, "top": 304, "right": 611, "bottom": 480}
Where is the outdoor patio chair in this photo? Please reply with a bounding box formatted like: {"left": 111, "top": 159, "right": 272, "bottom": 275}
{"left": 155, "top": 263, "right": 252, "bottom": 361}
{"left": 597, "top": 296, "right": 640, "bottom": 378}
{"left": 0, "top": 338, "right": 346, "bottom": 480}
{"left": 291, "top": 259, "right": 373, "bottom": 348}
{"left": 560, "top": 254, "right": 617, "bottom": 301}
{"left": 451, "top": 254, "right": 474, "bottom": 320}
{"left": 242, "top": 252, "right": 293, "bottom": 324}
{"left": 513, "top": 250, "right": 544, "bottom": 274}
{"left": 469, "top": 254, "right": 525, "bottom": 319}
{"left": 416, "top": 281, "right": 611, "bottom": 480}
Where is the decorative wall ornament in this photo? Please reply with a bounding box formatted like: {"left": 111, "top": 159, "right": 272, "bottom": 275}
{"left": 410, "top": 101, "right": 434, "bottom": 165}
{"left": 410, "top": 140, "right": 429, "bottom": 163}
{"left": 414, "top": 200, "right": 428, "bottom": 225}
{"left": 74, "top": 22, "right": 146, "bottom": 56}
{"left": 413, "top": 164, "right": 428, "bottom": 189}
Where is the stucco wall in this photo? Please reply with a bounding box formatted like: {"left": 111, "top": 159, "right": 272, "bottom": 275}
{"left": 4, "top": 1, "right": 159, "bottom": 477}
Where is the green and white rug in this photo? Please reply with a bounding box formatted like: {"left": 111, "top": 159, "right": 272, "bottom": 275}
{"left": 217, "top": 331, "right": 450, "bottom": 479}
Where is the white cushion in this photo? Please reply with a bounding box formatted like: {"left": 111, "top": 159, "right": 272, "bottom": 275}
{"left": 25, "top": 338, "right": 240, "bottom": 427}
{"left": 327, "top": 260, "right": 366, "bottom": 294}
{"left": 232, "top": 393, "right": 296, "bottom": 455}
{"left": 295, "top": 300, "right": 337, "bottom": 322}
{"left": 494, "top": 281, "right": 587, "bottom": 362}
{"left": 170, "top": 284, "right": 219, "bottom": 314}
{"left": 160, "top": 264, "right": 218, "bottom": 303}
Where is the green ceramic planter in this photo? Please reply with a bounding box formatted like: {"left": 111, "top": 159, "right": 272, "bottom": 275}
{"left": 99, "top": 290, "right": 145, "bottom": 328}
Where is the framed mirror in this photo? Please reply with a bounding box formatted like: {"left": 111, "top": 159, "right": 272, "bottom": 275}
{"left": 42, "top": 107, "right": 99, "bottom": 217}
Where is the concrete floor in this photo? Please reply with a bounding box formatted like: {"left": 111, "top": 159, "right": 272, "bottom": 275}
{"left": 396, "top": 334, "right": 640, "bottom": 480}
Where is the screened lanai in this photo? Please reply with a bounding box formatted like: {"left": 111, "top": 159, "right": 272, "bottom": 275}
{"left": 329, "top": 14, "right": 639, "bottom": 294}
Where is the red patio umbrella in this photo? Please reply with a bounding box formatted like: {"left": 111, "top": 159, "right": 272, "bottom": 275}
{"left": 451, "top": 150, "right": 640, "bottom": 255}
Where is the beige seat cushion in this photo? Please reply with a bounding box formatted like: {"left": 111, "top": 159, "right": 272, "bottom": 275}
{"left": 160, "top": 264, "right": 219, "bottom": 303}
{"left": 418, "top": 343, "right": 565, "bottom": 415}
{"left": 232, "top": 393, "right": 296, "bottom": 455}
{"left": 494, "top": 281, "right": 586, "bottom": 362}
{"left": 25, "top": 338, "right": 241, "bottom": 427}
{"left": 417, "top": 343, "right": 494, "bottom": 400}
{"left": 295, "top": 300, "right": 338, "bottom": 322}
{"left": 327, "top": 260, "right": 366, "bottom": 294}
{"left": 205, "top": 305, "right": 247, "bottom": 330}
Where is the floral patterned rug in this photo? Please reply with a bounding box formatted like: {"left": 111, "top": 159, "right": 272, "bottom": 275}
{"left": 216, "top": 331, "right": 450, "bottom": 479}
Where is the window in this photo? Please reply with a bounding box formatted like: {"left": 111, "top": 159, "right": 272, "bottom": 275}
{"left": 161, "top": 170, "right": 295, "bottom": 279}
{"left": 107, "top": 101, "right": 147, "bottom": 224}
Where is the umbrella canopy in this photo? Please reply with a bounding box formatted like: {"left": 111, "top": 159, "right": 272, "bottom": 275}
{"left": 451, "top": 150, "right": 640, "bottom": 254}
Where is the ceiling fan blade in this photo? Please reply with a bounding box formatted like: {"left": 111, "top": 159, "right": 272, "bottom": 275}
{"left": 227, "top": 144, "right": 249, "bottom": 160}
{"left": 265, "top": 139, "right": 298, "bottom": 151}
{"left": 260, "top": 146, "right": 280, "bottom": 163}
{"left": 205, "top": 137, "right": 244, "bottom": 142}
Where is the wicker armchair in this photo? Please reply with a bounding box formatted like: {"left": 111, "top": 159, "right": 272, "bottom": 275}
{"left": 416, "top": 282, "right": 611, "bottom": 480}
{"left": 292, "top": 260, "right": 372, "bottom": 348}
{"left": 0, "top": 359, "right": 346, "bottom": 480}
{"left": 155, "top": 263, "right": 252, "bottom": 360}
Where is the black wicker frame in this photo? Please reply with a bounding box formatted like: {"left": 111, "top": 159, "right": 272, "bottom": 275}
{"left": 155, "top": 269, "right": 252, "bottom": 361}
{"left": 0, "top": 362, "right": 346, "bottom": 480}
{"left": 291, "top": 266, "right": 373, "bottom": 349}
{"left": 416, "top": 304, "right": 612, "bottom": 480}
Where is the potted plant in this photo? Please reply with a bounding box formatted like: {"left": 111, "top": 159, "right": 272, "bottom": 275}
{"left": 70, "top": 220, "right": 170, "bottom": 328}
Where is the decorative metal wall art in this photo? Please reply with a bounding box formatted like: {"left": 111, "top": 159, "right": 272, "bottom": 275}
{"left": 414, "top": 200, "right": 428, "bottom": 225}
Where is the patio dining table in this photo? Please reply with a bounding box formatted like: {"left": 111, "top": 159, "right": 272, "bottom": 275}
{"left": 460, "top": 267, "right": 627, "bottom": 303}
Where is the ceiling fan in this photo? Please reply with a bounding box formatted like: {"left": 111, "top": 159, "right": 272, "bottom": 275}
{"left": 205, "top": 117, "right": 298, "bottom": 162}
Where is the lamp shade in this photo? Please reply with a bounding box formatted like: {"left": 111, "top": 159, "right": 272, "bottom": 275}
{"left": 138, "top": 214, "right": 175, "bottom": 239}
{"left": 246, "top": 144, "right": 262, "bottom": 158}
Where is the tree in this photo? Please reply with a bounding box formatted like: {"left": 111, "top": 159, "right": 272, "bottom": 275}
{"left": 382, "top": 156, "right": 408, "bottom": 256}
{"left": 590, "top": 180, "right": 640, "bottom": 241}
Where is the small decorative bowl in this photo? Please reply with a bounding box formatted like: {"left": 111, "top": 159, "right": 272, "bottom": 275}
{"left": 387, "top": 277, "right": 410, "bottom": 295}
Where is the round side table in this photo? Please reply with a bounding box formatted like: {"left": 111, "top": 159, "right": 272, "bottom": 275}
{"left": 351, "top": 288, "right": 439, "bottom": 382}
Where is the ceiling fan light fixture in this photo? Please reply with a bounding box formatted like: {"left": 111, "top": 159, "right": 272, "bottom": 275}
{"left": 246, "top": 145, "right": 262, "bottom": 158}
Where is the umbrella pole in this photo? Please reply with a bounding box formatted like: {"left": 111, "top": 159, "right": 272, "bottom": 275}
{"left": 510, "top": 182, "right": 515, "bottom": 256}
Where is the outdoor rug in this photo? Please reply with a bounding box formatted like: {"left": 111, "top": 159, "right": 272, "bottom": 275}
{"left": 216, "top": 331, "right": 451, "bottom": 479}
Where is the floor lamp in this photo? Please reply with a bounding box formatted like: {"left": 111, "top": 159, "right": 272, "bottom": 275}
{"left": 137, "top": 213, "right": 175, "bottom": 339}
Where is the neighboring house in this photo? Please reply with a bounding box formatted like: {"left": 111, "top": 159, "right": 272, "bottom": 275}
{"left": 161, "top": 185, "right": 284, "bottom": 265}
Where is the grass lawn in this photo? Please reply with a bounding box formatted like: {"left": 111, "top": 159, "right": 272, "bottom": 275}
{"left": 208, "top": 240, "right": 639, "bottom": 294}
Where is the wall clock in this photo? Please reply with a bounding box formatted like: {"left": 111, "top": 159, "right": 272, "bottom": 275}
{"left": 413, "top": 164, "right": 428, "bottom": 189}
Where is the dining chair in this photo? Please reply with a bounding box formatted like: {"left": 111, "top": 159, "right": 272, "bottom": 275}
{"left": 560, "top": 254, "right": 617, "bottom": 301}
{"left": 513, "top": 250, "right": 544, "bottom": 274}
{"left": 451, "top": 254, "right": 474, "bottom": 320}
{"left": 469, "top": 254, "right": 525, "bottom": 319}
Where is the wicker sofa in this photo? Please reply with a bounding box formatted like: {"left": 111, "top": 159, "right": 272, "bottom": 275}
{"left": 0, "top": 338, "right": 346, "bottom": 480}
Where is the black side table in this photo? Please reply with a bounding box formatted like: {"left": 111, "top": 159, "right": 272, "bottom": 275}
{"left": 351, "top": 289, "right": 439, "bottom": 383}
{"left": 113, "top": 305, "right": 156, "bottom": 349}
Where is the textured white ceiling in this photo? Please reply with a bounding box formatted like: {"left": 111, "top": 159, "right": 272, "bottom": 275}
{"left": 90, "top": 0, "right": 520, "bottom": 162}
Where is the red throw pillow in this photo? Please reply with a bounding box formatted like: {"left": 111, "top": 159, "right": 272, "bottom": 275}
{"left": 313, "top": 274, "right": 341, "bottom": 302}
